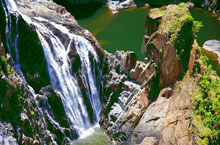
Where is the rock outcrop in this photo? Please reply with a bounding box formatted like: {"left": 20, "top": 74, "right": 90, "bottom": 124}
{"left": 203, "top": 40, "right": 220, "bottom": 63}
{"left": 142, "top": 3, "right": 197, "bottom": 88}
{"left": 0, "top": 36, "right": 59, "bottom": 144}
{"left": 100, "top": 50, "right": 157, "bottom": 143}
{"left": 100, "top": 3, "right": 205, "bottom": 145}
{"left": 107, "top": 0, "right": 148, "bottom": 14}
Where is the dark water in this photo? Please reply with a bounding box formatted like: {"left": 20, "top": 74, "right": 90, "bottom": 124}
{"left": 190, "top": 8, "right": 220, "bottom": 74}
{"left": 190, "top": 8, "right": 220, "bottom": 46}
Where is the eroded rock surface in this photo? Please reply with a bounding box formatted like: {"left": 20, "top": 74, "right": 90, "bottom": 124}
{"left": 101, "top": 4, "right": 202, "bottom": 145}
{"left": 100, "top": 50, "right": 157, "bottom": 143}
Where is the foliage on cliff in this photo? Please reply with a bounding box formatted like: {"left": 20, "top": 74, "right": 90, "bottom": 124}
{"left": 0, "top": 52, "right": 23, "bottom": 133}
{"left": 191, "top": 50, "right": 220, "bottom": 145}
{"left": 0, "top": 40, "right": 53, "bottom": 144}
{"left": 143, "top": 3, "right": 203, "bottom": 88}
{"left": 157, "top": 3, "right": 202, "bottom": 45}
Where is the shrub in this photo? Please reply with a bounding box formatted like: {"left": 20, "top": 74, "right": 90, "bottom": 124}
{"left": 192, "top": 54, "right": 220, "bottom": 144}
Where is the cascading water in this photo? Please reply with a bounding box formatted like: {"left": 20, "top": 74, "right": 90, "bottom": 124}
{"left": 1, "top": 0, "right": 49, "bottom": 131}
{"left": 1, "top": 0, "right": 24, "bottom": 79}
{"left": 2, "top": 0, "right": 102, "bottom": 139}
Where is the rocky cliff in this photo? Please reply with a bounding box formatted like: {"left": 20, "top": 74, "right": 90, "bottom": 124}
{"left": 100, "top": 3, "right": 220, "bottom": 145}
{"left": 0, "top": 0, "right": 104, "bottom": 144}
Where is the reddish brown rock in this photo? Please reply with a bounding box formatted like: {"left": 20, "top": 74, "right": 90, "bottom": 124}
{"left": 142, "top": 4, "right": 196, "bottom": 88}
{"left": 130, "top": 61, "right": 156, "bottom": 83}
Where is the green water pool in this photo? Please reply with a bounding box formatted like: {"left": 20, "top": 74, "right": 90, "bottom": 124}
{"left": 77, "top": 6, "right": 150, "bottom": 60}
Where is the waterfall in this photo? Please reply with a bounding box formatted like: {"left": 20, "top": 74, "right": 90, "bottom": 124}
{"left": 2, "top": 0, "right": 102, "bottom": 139}
{"left": 1, "top": 0, "right": 24, "bottom": 79}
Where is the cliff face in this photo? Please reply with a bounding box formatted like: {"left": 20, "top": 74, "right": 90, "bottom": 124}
{"left": 0, "top": 35, "right": 60, "bottom": 144}
{"left": 0, "top": 0, "right": 104, "bottom": 144}
{"left": 142, "top": 3, "right": 196, "bottom": 88}
{"left": 100, "top": 3, "right": 217, "bottom": 145}
{"left": 1, "top": 1, "right": 220, "bottom": 145}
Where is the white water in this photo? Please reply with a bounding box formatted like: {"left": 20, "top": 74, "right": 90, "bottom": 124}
{"left": 2, "top": 0, "right": 102, "bottom": 139}
{"left": 1, "top": 0, "right": 24, "bottom": 79}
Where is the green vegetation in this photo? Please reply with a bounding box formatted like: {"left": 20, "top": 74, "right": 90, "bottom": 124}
{"left": 192, "top": 55, "right": 220, "bottom": 145}
{"left": 17, "top": 18, "right": 50, "bottom": 92}
{"left": 160, "top": 3, "right": 202, "bottom": 45}
{"left": 0, "top": 54, "right": 22, "bottom": 124}
{"left": 0, "top": 56, "right": 8, "bottom": 75}
{"left": 149, "top": 8, "right": 165, "bottom": 18}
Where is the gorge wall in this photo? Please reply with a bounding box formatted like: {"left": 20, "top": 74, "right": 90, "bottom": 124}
{"left": 100, "top": 3, "right": 220, "bottom": 145}
{"left": 0, "top": 0, "right": 104, "bottom": 144}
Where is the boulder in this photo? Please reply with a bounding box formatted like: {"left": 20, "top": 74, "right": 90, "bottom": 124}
{"left": 107, "top": 0, "right": 136, "bottom": 14}
{"left": 187, "top": 2, "right": 195, "bottom": 8}
{"left": 203, "top": 40, "right": 220, "bottom": 63}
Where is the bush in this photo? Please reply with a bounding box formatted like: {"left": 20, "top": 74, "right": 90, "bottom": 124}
{"left": 192, "top": 55, "right": 220, "bottom": 144}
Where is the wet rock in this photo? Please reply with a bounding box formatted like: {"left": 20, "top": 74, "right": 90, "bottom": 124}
{"left": 16, "top": 0, "right": 104, "bottom": 63}
{"left": 0, "top": 34, "right": 58, "bottom": 144}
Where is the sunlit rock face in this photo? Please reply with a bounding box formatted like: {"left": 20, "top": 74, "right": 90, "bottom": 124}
{"left": 203, "top": 40, "right": 220, "bottom": 63}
